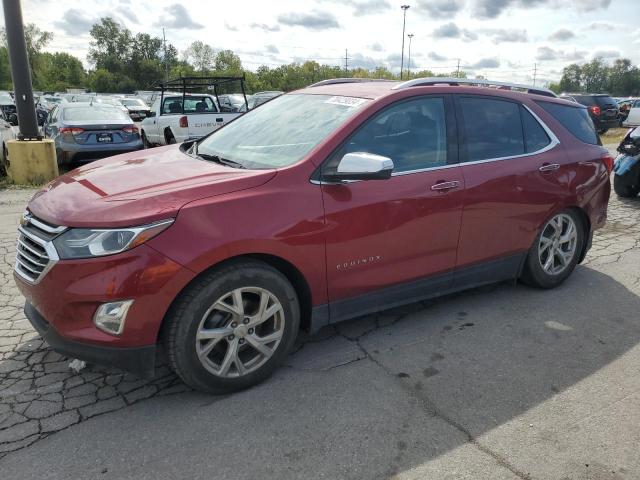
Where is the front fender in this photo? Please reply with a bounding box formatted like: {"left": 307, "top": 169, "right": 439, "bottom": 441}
{"left": 613, "top": 154, "right": 640, "bottom": 176}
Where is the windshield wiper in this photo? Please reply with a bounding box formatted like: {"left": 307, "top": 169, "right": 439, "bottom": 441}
{"left": 197, "top": 153, "right": 246, "bottom": 169}
{"left": 189, "top": 142, "right": 245, "bottom": 169}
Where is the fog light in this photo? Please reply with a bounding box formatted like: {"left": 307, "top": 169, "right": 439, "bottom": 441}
{"left": 93, "top": 300, "right": 134, "bottom": 335}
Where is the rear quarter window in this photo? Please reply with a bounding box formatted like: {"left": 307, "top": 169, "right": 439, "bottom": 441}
{"left": 536, "top": 101, "right": 599, "bottom": 145}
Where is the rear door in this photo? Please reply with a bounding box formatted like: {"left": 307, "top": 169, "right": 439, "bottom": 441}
{"left": 453, "top": 95, "right": 568, "bottom": 285}
{"left": 321, "top": 95, "right": 464, "bottom": 320}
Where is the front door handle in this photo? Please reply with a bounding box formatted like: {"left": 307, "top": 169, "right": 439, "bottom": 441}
{"left": 539, "top": 163, "right": 560, "bottom": 172}
{"left": 430, "top": 180, "right": 461, "bottom": 191}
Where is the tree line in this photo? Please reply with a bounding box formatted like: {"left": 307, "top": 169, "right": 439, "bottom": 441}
{"left": 550, "top": 58, "right": 640, "bottom": 96}
{"left": 0, "top": 18, "right": 638, "bottom": 96}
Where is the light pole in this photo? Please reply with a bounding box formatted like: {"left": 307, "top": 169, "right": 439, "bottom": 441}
{"left": 2, "top": 0, "right": 39, "bottom": 139}
{"left": 407, "top": 34, "right": 414, "bottom": 79}
{"left": 400, "top": 5, "right": 410, "bottom": 80}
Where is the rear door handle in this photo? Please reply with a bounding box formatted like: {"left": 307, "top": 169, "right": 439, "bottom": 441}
{"left": 430, "top": 180, "right": 461, "bottom": 191}
{"left": 539, "top": 163, "right": 560, "bottom": 172}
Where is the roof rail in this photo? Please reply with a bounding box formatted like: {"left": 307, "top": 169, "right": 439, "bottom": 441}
{"left": 392, "top": 77, "right": 557, "bottom": 98}
{"left": 308, "top": 78, "right": 396, "bottom": 88}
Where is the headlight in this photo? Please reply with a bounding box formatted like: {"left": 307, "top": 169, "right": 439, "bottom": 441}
{"left": 53, "top": 219, "right": 174, "bottom": 259}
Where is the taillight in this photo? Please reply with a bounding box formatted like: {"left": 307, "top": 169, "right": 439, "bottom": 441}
{"left": 122, "top": 125, "right": 139, "bottom": 134}
{"left": 179, "top": 116, "right": 188, "bottom": 128}
{"left": 601, "top": 153, "right": 614, "bottom": 174}
{"left": 59, "top": 127, "right": 84, "bottom": 135}
{"left": 589, "top": 105, "right": 601, "bottom": 116}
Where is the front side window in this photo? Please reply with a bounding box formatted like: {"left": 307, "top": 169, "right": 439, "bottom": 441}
{"left": 196, "top": 94, "right": 370, "bottom": 169}
{"left": 459, "top": 97, "right": 525, "bottom": 162}
{"left": 327, "top": 97, "right": 448, "bottom": 173}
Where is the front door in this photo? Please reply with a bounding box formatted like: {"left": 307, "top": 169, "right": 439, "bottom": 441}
{"left": 320, "top": 95, "right": 464, "bottom": 322}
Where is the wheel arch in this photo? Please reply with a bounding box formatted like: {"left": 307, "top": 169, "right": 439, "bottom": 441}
{"left": 158, "top": 253, "right": 314, "bottom": 344}
{"left": 163, "top": 126, "right": 175, "bottom": 143}
{"left": 565, "top": 205, "right": 592, "bottom": 263}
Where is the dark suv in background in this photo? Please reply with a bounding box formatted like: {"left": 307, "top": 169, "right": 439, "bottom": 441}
{"left": 560, "top": 93, "right": 619, "bottom": 134}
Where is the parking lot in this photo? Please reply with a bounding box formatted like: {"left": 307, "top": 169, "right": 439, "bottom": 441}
{"left": 0, "top": 165, "right": 638, "bottom": 478}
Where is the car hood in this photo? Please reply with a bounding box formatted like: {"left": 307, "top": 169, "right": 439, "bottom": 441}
{"left": 28, "top": 145, "right": 277, "bottom": 228}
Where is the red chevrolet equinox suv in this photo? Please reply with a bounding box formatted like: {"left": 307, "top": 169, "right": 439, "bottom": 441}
{"left": 14, "top": 78, "right": 611, "bottom": 393}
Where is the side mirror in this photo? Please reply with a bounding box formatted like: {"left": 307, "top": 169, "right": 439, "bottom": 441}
{"left": 146, "top": 111, "right": 156, "bottom": 118}
{"left": 8, "top": 113, "right": 18, "bottom": 126}
{"left": 324, "top": 152, "right": 394, "bottom": 182}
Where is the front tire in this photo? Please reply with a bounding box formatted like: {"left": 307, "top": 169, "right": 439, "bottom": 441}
{"left": 163, "top": 260, "right": 300, "bottom": 394}
{"left": 613, "top": 175, "right": 640, "bottom": 198}
{"left": 521, "top": 210, "right": 584, "bottom": 289}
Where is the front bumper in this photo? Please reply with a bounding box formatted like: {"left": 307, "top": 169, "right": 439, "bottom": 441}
{"left": 14, "top": 242, "right": 195, "bottom": 360}
{"left": 24, "top": 301, "right": 156, "bottom": 377}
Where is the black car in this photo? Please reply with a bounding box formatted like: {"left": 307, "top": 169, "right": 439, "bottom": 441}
{"left": 560, "top": 93, "right": 619, "bottom": 134}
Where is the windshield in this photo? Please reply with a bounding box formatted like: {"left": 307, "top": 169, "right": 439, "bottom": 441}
{"left": 63, "top": 106, "right": 130, "bottom": 122}
{"left": 44, "top": 97, "right": 62, "bottom": 103}
{"left": 121, "top": 99, "right": 145, "bottom": 107}
{"left": 96, "top": 97, "right": 122, "bottom": 106}
{"left": 197, "top": 94, "right": 369, "bottom": 168}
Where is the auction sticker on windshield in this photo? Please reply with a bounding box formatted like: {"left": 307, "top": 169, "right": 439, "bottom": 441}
{"left": 324, "top": 96, "right": 367, "bottom": 107}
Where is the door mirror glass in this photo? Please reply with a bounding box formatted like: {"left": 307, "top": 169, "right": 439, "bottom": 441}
{"left": 325, "top": 152, "right": 394, "bottom": 181}
{"left": 146, "top": 110, "right": 156, "bottom": 118}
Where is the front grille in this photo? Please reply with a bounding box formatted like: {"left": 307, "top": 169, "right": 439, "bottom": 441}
{"left": 14, "top": 212, "right": 66, "bottom": 284}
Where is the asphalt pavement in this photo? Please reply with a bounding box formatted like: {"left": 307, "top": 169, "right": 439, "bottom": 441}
{"left": 0, "top": 173, "right": 639, "bottom": 479}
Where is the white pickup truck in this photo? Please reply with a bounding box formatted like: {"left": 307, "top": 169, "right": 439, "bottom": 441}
{"left": 140, "top": 93, "right": 243, "bottom": 147}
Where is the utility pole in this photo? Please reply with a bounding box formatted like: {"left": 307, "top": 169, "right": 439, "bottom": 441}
{"left": 456, "top": 59, "right": 460, "bottom": 78}
{"left": 407, "top": 34, "right": 414, "bottom": 79}
{"left": 3, "top": 0, "right": 38, "bottom": 139}
{"left": 163, "top": 28, "right": 169, "bottom": 82}
{"left": 533, "top": 63, "right": 538, "bottom": 86}
{"left": 400, "top": 5, "right": 410, "bottom": 80}
{"left": 344, "top": 49, "right": 349, "bottom": 77}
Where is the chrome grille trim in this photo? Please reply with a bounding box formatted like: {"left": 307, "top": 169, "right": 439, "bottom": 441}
{"left": 14, "top": 214, "right": 63, "bottom": 285}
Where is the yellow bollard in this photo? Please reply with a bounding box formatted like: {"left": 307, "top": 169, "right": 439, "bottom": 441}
{"left": 6, "top": 139, "right": 58, "bottom": 185}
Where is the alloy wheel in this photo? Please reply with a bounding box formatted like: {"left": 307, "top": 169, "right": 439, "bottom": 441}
{"left": 195, "top": 287, "right": 285, "bottom": 378}
{"left": 538, "top": 213, "right": 578, "bottom": 275}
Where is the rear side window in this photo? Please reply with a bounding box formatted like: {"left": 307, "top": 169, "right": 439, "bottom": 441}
{"left": 536, "top": 101, "right": 598, "bottom": 145}
{"left": 459, "top": 97, "right": 524, "bottom": 161}
{"left": 520, "top": 106, "right": 551, "bottom": 153}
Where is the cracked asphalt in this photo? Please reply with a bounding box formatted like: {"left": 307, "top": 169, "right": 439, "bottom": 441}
{"left": 1, "top": 165, "right": 640, "bottom": 479}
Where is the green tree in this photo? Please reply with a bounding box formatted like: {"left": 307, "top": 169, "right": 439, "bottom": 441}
{"left": 184, "top": 41, "right": 215, "bottom": 72}
{"left": 214, "top": 50, "right": 243, "bottom": 75}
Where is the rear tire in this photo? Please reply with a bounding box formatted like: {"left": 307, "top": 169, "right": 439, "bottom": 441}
{"left": 163, "top": 260, "right": 300, "bottom": 394}
{"left": 613, "top": 175, "right": 640, "bottom": 198}
{"left": 521, "top": 210, "right": 585, "bottom": 289}
{"left": 141, "top": 131, "right": 151, "bottom": 149}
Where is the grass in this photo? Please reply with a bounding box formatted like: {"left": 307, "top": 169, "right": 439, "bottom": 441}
{"left": 600, "top": 127, "right": 627, "bottom": 146}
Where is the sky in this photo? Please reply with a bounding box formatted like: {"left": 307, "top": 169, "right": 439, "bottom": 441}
{"left": 5, "top": 0, "right": 640, "bottom": 85}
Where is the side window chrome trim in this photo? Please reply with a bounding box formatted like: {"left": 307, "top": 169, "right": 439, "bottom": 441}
{"left": 461, "top": 104, "right": 560, "bottom": 167}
